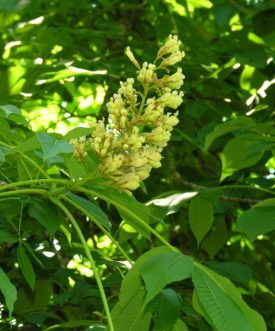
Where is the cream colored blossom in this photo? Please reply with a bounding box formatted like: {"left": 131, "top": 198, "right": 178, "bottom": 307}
{"left": 160, "top": 51, "right": 185, "bottom": 68}
{"left": 137, "top": 62, "right": 156, "bottom": 87}
{"left": 70, "top": 34, "right": 185, "bottom": 191}
{"left": 158, "top": 34, "right": 182, "bottom": 57}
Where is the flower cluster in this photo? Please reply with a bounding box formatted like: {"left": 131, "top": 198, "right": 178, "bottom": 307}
{"left": 70, "top": 34, "right": 185, "bottom": 191}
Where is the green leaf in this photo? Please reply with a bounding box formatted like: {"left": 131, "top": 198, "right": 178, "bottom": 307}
{"left": 111, "top": 247, "right": 170, "bottom": 331}
{"left": 150, "top": 289, "right": 181, "bottom": 331}
{"left": 112, "top": 290, "right": 151, "bottom": 331}
{"left": 0, "top": 104, "right": 28, "bottom": 126}
{"left": 238, "top": 206, "right": 275, "bottom": 241}
{"left": 140, "top": 251, "right": 194, "bottom": 305}
{"left": 17, "top": 244, "right": 36, "bottom": 289}
{"left": 14, "top": 134, "right": 40, "bottom": 153}
{"left": 0, "top": 230, "right": 17, "bottom": 244}
{"left": 29, "top": 199, "right": 63, "bottom": 235}
{"left": 220, "top": 133, "right": 270, "bottom": 181}
{"left": 204, "top": 117, "right": 255, "bottom": 151}
{"left": 189, "top": 197, "right": 214, "bottom": 245}
{"left": 0, "top": 267, "right": 17, "bottom": 317}
{"left": 206, "top": 261, "right": 252, "bottom": 286}
{"left": 36, "top": 132, "right": 73, "bottom": 164}
{"left": 201, "top": 217, "right": 228, "bottom": 259}
{"left": 87, "top": 184, "right": 151, "bottom": 238}
{"left": 192, "top": 264, "right": 266, "bottom": 331}
{"left": 64, "top": 127, "right": 92, "bottom": 141}
{"left": 65, "top": 192, "right": 111, "bottom": 230}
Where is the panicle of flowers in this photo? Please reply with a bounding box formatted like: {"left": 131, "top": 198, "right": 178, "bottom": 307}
{"left": 70, "top": 34, "right": 185, "bottom": 191}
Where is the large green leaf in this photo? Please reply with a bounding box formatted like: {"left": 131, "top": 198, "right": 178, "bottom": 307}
{"left": 192, "top": 264, "right": 266, "bottom": 331}
{"left": 0, "top": 267, "right": 17, "bottom": 317}
{"left": 238, "top": 206, "right": 275, "bottom": 241}
{"left": 65, "top": 192, "right": 111, "bottom": 230}
{"left": 189, "top": 196, "right": 214, "bottom": 245}
{"left": 17, "top": 244, "right": 36, "bottom": 289}
{"left": 140, "top": 250, "right": 194, "bottom": 305}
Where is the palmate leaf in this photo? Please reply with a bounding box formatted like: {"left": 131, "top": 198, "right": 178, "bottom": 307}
{"left": 192, "top": 264, "right": 266, "bottom": 331}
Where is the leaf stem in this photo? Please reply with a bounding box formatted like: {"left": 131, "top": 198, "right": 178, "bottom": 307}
{"left": 0, "top": 188, "right": 47, "bottom": 198}
{"left": 0, "top": 179, "right": 69, "bottom": 192}
{"left": 50, "top": 197, "right": 114, "bottom": 331}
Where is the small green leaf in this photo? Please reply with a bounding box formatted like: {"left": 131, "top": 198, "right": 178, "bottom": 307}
{"left": 201, "top": 217, "right": 228, "bottom": 259}
{"left": 140, "top": 251, "right": 194, "bottom": 305}
{"left": 36, "top": 132, "right": 73, "bottom": 164}
{"left": 17, "top": 244, "right": 36, "bottom": 289}
{"left": 66, "top": 192, "right": 111, "bottom": 230}
{"left": 29, "top": 199, "right": 63, "bottom": 235}
{"left": 238, "top": 206, "right": 275, "bottom": 241}
{"left": 189, "top": 197, "right": 214, "bottom": 245}
{"left": 0, "top": 267, "right": 17, "bottom": 317}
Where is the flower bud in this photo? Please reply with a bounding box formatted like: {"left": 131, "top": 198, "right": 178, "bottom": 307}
{"left": 125, "top": 46, "right": 141, "bottom": 69}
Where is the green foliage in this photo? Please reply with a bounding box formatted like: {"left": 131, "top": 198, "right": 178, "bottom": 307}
{"left": 0, "top": 0, "right": 275, "bottom": 330}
